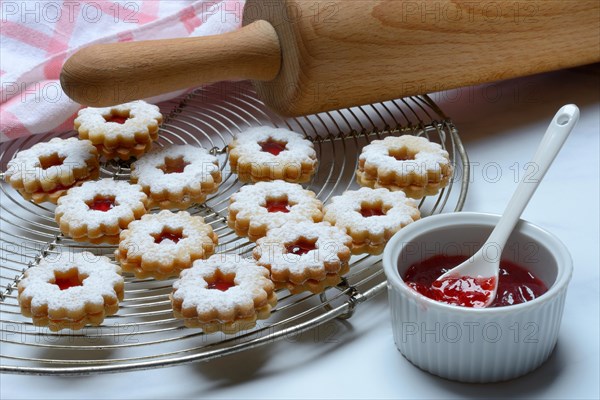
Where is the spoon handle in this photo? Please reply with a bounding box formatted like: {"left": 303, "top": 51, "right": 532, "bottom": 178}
{"left": 486, "top": 104, "right": 580, "bottom": 248}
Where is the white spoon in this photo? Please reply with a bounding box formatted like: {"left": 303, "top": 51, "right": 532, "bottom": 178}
{"left": 436, "top": 104, "right": 580, "bottom": 307}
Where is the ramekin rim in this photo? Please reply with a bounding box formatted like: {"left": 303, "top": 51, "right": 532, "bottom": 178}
{"left": 383, "top": 212, "right": 573, "bottom": 314}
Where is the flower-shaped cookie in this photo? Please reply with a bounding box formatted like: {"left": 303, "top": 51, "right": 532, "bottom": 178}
{"left": 75, "top": 100, "right": 163, "bottom": 160}
{"left": 171, "top": 254, "right": 276, "bottom": 333}
{"left": 228, "top": 127, "right": 317, "bottom": 183}
{"left": 227, "top": 180, "right": 323, "bottom": 241}
{"left": 4, "top": 137, "right": 99, "bottom": 204}
{"left": 356, "top": 135, "right": 453, "bottom": 198}
{"left": 116, "top": 210, "right": 218, "bottom": 279}
{"left": 131, "top": 144, "right": 221, "bottom": 209}
{"left": 324, "top": 187, "right": 421, "bottom": 255}
{"left": 253, "top": 221, "right": 352, "bottom": 294}
{"left": 17, "top": 251, "right": 124, "bottom": 331}
{"left": 55, "top": 179, "right": 148, "bottom": 244}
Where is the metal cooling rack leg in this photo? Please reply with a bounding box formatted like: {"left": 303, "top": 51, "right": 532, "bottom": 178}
{"left": 0, "top": 234, "right": 62, "bottom": 301}
{"left": 319, "top": 277, "right": 387, "bottom": 321}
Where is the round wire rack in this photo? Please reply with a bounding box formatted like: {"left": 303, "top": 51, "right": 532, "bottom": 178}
{"left": 0, "top": 81, "right": 469, "bottom": 375}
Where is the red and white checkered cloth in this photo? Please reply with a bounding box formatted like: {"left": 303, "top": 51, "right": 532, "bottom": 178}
{"left": 1, "top": 0, "right": 245, "bottom": 142}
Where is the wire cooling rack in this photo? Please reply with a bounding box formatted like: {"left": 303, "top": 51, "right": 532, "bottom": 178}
{"left": 0, "top": 81, "right": 469, "bottom": 375}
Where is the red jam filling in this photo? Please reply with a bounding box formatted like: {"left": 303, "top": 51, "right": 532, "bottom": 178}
{"left": 265, "top": 199, "right": 291, "bottom": 213}
{"left": 153, "top": 228, "right": 183, "bottom": 244}
{"left": 159, "top": 156, "right": 189, "bottom": 174}
{"left": 104, "top": 114, "right": 129, "bottom": 124}
{"left": 403, "top": 255, "right": 548, "bottom": 308}
{"left": 54, "top": 274, "right": 82, "bottom": 291}
{"left": 259, "top": 139, "right": 287, "bottom": 156}
{"left": 286, "top": 239, "right": 317, "bottom": 256}
{"left": 360, "top": 205, "right": 386, "bottom": 217}
{"left": 38, "top": 153, "right": 66, "bottom": 170}
{"left": 87, "top": 196, "right": 115, "bottom": 212}
{"left": 207, "top": 279, "right": 234, "bottom": 292}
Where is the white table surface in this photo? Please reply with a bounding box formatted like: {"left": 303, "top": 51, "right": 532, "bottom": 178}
{"left": 2, "top": 66, "right": 599, "bottom": 400}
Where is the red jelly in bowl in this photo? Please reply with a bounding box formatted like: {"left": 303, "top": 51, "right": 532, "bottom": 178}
{"left": 403, "top": 255, "right": 548, "bottom": 308}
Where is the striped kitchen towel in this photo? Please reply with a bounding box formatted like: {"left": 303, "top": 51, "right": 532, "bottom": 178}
{"left": 1, "top": 0, "right": 245, "bottom": 142}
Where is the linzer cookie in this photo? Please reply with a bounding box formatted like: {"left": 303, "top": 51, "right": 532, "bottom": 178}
{"left": 17, "top": 251, "right": 124, "bottom": 331}
{"left": 356, "top": 135, "right": 453, "bottom": 199}
{"left": 253, "top": 221, "right": 352, "bottom": 294}
{"left": 75, "top": 100, "right": 163, "bottom": 161}
{"left": 4, "top": 137, "right": 99, "bottom": 204}
{"left": 131, "top": 144, "right": 221, "bottom": 209}
{"left": 228, "top": 127, "right": 317, "bottom": 183}
{"left": 324, "top": 187, "right": 420, "bottom": 255}
{"left": 116, "top": 210, "right": 218, "bottom": 280}
{"left": 55, "top": 179, "right": 148, "bottom": 244}
{"left": 170, "top": 254, "right": 276, "bottom": 333}
{"left": 227, "top": 180, "right": 323, "bottom": 242}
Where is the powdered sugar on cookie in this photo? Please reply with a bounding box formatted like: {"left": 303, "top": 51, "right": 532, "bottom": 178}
{"left": 253, "top": 221, "right": 352, "bottom": 285}
{"left": 75, "top": 100, "right": 162, "bottom": 160}
{"left": 359, "top": 135, "right": 449, "bottom": 176}
{"left": 324, "top": 187, "right": 420, "bottom": 254}
{"left": 17, "top": 251, "right": 124, "bottom": 330}
{"left": 228, "top": 181, "right": 323, "bottom": 241}
{"left": 171, "top": 254, "right": 276, "bottom": 332}
{"left": 55, "top": 179, "right": 148, "bottom": 241}
{"left": 357, "top": 135, "right": 453, "bottom": 198}
{"left": 131, "top": 144, "right": 221, "bottom": 208}
{"left": 117, "top": 210, "right": 218, "bottom": 279}
{"left": 231, "top": 127, "right": 315, "bottom": 164}
{"left": 75, "top": 100, "right": 162, "bottom": 144}
{"left": 5, "top": 137, "right": 99, "bottom": 197}
{"left": 229, "top": 127, "right": 317, "bottom": 183}
{"left": 6, "top": 138, "right": 97, "bottom": 185}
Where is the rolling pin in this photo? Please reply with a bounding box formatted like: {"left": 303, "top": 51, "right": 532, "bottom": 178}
{"left": 61, "top": 0, "right": 600, "bottom": 117}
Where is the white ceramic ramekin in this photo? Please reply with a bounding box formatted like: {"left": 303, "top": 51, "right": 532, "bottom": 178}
{"left": 383, "top": 212, "right": 572, "bottom": 383}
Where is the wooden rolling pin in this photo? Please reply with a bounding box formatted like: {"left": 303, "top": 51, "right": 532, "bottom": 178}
{"left": 61, "top": 0, "right": 600, "bottom": 117}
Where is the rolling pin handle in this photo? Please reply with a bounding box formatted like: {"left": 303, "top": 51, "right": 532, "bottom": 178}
{"left": 60, "top": 20, "right": 281, "bottom": 107}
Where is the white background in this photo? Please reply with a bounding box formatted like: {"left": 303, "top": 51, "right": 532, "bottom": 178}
{"left": 2, "top": 66, "right": 599, "bottom": 399}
